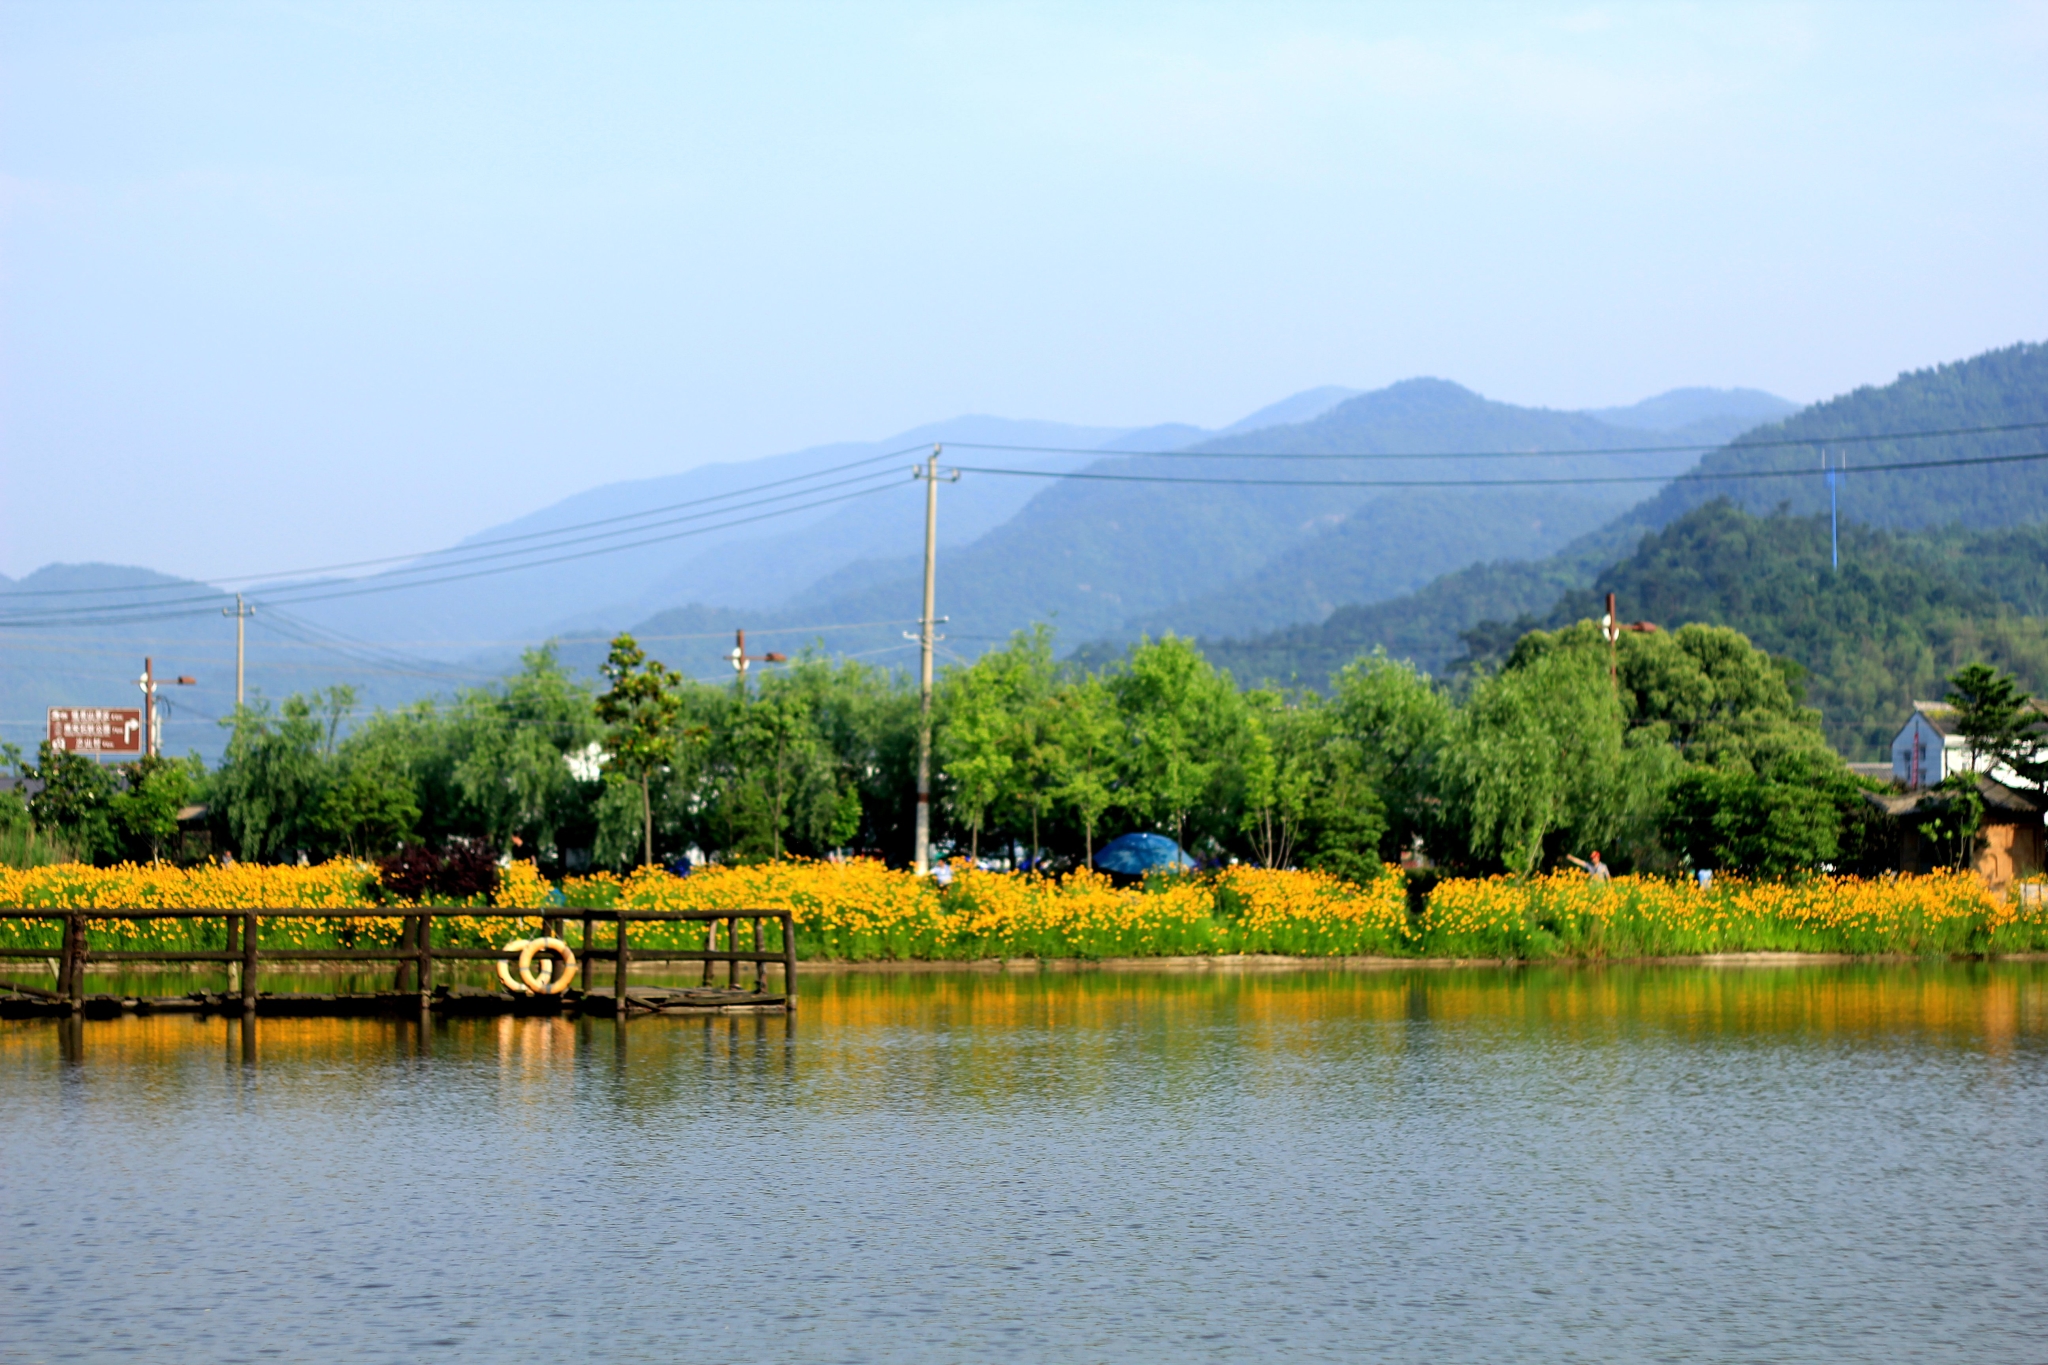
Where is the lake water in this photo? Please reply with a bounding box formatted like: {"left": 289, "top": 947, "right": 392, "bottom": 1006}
{"left": 4, "top": 962, "right": 2047, "bottom": 1363}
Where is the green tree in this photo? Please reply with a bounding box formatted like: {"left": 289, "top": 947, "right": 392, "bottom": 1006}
{"left": 1945, "top": 662, "right": 2047, "bottom": 786}
{"left": 937, "top": 627, "right": 1056, "bottom": 861}
{"left": 1239, "top": 691, "right": 1320, "bottom": 869}
{"left": 0, "top": 748, "right": 27, "bottom": 841}
{"left": 1660, "top": 759, "right": 1844, "bottom": 876}
{"left": 109, "top": 754, "right": 200, "bottom": 863}
{"left": 1499, "top": 619, "right": 1853, "bottom": 875}
{"left": 1443, "top": 647, "right": 1675, "bottom": 875}
{"left": 212, "top": 691, "right": 352, "bottom": 862}
{"left": 776, "top": 654, "right": 920, "bottom": 862}
{"left": 1110, "top": 636, "right": 1245, "bottom": 853}
{"left": 596, "top": 634, "right": 684, "bottom": 866}
{"left": 1045, "top": 675, "right": 1120, "bottom": 865}
{"left": 447, "top": 646, "right": 603, "bottom": 854}
{"left": 311, "top": 751, "right": 421, "bottom": 858}
{"left": 1326, "top": 651, "right": 1454, "bottom": 862}
{"left": 22, "top": 743, "right": 121, "bottom": 864}
{"left": 1239, "top": 691, "right": 1386, "bottom": 879}
{"left": 706, "top": 689, "right": 855, "bottom": 861}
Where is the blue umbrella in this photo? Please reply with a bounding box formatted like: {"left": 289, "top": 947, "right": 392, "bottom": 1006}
{"left": 1092, "top": 832, "right": 1195, "bottom": 875}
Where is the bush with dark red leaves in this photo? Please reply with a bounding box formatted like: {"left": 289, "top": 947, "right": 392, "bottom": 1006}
{"left": 375, "top": 839, "right": 501, "bottom": 904}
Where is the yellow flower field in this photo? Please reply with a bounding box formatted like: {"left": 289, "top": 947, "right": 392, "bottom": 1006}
{"left": 3, "top": 858, "right": 2040, "bottom": 961}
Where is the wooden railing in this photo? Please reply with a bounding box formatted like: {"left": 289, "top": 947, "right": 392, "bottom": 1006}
{"left": 0, "top": 908, "right": 797, "bottom": 1017}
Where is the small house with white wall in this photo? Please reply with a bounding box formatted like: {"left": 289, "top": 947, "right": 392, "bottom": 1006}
{"left": 1874, "top": 700, "right": 2045, "bottom": 895}
{"left": 1890, "top": 700, "right": 2047, "bottom": 789}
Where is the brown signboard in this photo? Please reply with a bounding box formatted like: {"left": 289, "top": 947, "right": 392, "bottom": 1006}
{"left": 47, "top": 707, "right": 145, "bottom": 755}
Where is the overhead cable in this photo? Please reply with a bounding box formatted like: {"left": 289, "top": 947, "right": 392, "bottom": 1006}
{"left": 948, "top": 448, "right": 2048, "bottom": 489}
{"left": 4, "top": 443, "right": 932, "bottom": 598}
{"left": 941, "top": 418, "right": 2048, "bottom": 462}
{"left": 0, "top": 480, "right": 908, "bottom": 629}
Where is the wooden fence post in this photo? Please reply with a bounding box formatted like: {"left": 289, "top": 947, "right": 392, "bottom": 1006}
{"left": 65, "top": 914, "right": 85, "bottom": 1014}
{"left": 241, "top": 914, "right": 259, "bottom": 1014}
{"left": 613, "top": 914, "right": 629, "bottom": 1019}
{"left": 417, "top": 911, "right": 433, "bottom": 1010}
{"left": 55, "top": 915, "right": 73, "bottom": 1003}
{"left": 781, "top": 911, "right": 796, "bottom": 1011}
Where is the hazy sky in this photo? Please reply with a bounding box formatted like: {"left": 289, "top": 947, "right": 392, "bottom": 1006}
{"left": 4, "top": 1, "right": 2045, "bottom": 581}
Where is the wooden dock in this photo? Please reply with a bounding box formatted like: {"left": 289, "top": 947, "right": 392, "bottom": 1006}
{"left": 0, "top": 907, "right": 796, "bottom": 1020}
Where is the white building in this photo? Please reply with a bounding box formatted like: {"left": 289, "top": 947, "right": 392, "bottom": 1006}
{"left": 1890, "top": 700, "right": 2046, "bottom": 788}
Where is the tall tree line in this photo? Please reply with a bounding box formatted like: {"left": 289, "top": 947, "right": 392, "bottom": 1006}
{"left": 9, "top": 625, "right": 2032, "bottom": 879}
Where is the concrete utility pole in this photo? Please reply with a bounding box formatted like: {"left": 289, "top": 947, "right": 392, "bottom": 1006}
{"left": 139, "top": 656, "right": 155, "bottom": 758}
{"left": 726, "top": 627, "right": 786, "bottom": 699}
{"left": 910, "top": 445, "right": 959, "bottom": 876}
{"left": 1602, "top": 592, "right": 1620, "bottom": 693}
{"left": 222, "top": 595, "right": 255, "bottom": 707}
{"left": 138, "top": 657, "right": 198, "bottom": 758}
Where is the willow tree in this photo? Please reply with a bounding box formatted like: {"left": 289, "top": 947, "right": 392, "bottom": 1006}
{"left": 1442, "top": 647, "right": 1675, "bottom": 876}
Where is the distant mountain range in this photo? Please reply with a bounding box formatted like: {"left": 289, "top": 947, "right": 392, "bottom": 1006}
{"left": 751, "top": 380, "right": 1787, "bottom": 667}
{"left": 1, "top": 375, "right": 1806, "bottom": 758}
{"left": 12, "top": 340, "right": 2041, "bottom": 772}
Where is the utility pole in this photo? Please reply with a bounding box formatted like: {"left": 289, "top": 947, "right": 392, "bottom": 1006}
{"left": 1826, "top": 450, "right": 1840, "bottom": 571}
{"left": 910, "top": 445, "right": 959, "bottom": 876}
{"left": 1601, "top": 592, "right": 1620, "bottom": 693}
{"left": 140, "top": 656, "right": 154, "bottom": 759}
{"left": 137, "top": 657, "right": 197, "bottom": 759}
{"left": 222, "top": 595, "right": 255, "bottom": 707}
{"left": 726, "top": 627, "right": 786, "bottom": 700}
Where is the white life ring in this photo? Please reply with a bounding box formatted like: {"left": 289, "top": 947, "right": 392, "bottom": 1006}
{"left": 517, "top": 937, "right": 578, "bottom": 995}
{"left": 496, "top": 938, "right": 532, "bottom": 994}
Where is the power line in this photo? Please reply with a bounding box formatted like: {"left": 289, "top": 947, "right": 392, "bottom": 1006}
{"left": 941, "top": 418, "right": 2048, "bottom": 462}
{"left": 0, "top": 479, "right": 907, "bottom": 629}
{"left": 947, "top": 447, "right": 2048, "bottom": 489}
{"left": 0, "top": 466, "right": 910, "bottom": 625}
{"left": 1, "top": 443, "right": 934, "bottom": 599}
{"left": 261, "top": 480, "right": 909, "bottom": 608}
{"left": 12, "top": 417, "right": 2042, "bottom": 610}
{"left": 0, "top": 616, "right": 931, "bottom": 653}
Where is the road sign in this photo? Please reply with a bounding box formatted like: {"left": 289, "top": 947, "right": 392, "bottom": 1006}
{"left": 47, "top": 707, "right": 145, "bottom": 755}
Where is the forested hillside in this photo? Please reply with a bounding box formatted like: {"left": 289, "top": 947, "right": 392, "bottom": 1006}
{"left": 1566, "top": 508, "right": 2048, "bottom": 758}
{"left": 1622, "top": 341, "right": 2048, "bottom": 532}
{"left": 1202, "top": 341, "right": 2048, "bottom": 714}
{"left": 1212, "top": 502, "right": 2048, "bottom": 761}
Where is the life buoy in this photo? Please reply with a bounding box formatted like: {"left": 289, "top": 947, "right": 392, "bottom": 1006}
{"left": 517, "top": 937, "right": 578, "bottom": 995}
{"left": 496, "top": 939, "right": 532, "bottom": 993}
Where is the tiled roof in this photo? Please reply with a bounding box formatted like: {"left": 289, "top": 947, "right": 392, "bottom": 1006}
{"left": 1910, "top": 702, "right": 1961, "bottom": 737}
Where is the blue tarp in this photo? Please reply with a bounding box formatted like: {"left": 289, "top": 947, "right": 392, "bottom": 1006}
{"left": 1092, "top": 832, "right": 1195, "bottom": 875}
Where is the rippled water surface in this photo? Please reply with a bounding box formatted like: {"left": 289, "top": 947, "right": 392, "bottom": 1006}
{"left": 5, "top": 962, "right": 2048, "bottom": 1363}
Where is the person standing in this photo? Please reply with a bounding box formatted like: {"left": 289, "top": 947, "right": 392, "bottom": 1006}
{"left": 1566, "top": 850, "right": 1612, "bottom": 882}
